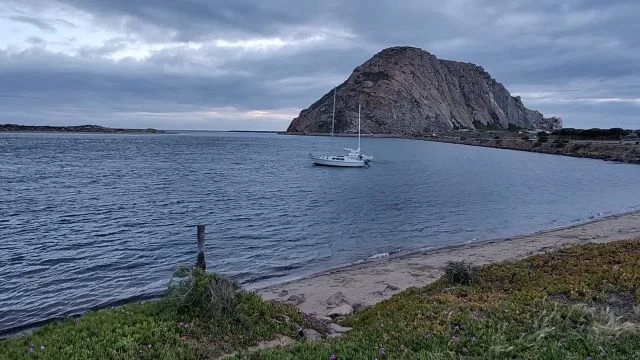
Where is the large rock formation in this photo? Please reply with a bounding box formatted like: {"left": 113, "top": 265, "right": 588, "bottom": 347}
{"left": 287, "top": 47, "right": 561, "bottom": 134}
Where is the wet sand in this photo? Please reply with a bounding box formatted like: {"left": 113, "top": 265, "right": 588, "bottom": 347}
{"left": 258, "top": 211, "right": 640, "bottom": 317}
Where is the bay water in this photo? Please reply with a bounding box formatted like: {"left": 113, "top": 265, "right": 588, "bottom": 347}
{"left": 2, "top": 131, "right": 640, "bottom": 333}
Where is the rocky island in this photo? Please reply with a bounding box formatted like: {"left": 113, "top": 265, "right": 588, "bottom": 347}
{"left": 287, "top": 46, "right": 640, "bottom": 164}
{"left": 287, "top": 46, "right": 561, "bottom": 135}
{"left": 0, "top": 124, "right": 163, "bottom": 133}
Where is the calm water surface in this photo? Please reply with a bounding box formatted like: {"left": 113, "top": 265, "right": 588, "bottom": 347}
{"left": 2, "top": 131, "right": 640, "bottom": 332}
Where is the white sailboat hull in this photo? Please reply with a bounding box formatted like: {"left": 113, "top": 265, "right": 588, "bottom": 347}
{"left": 310, "top": 155, "right": 366, "bottom": 167}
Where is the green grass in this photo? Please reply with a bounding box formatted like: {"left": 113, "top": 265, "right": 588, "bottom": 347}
{"left": 2, "top": 241, "right": 640, "bottom": 359}
{"left": 234, "top": 240, "right": 640, "bottom": 359}
{"left": 0, "top": 268, "right": 311, "bottom": 360}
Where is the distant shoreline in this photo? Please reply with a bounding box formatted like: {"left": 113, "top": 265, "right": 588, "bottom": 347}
{"left": 0, "top": 124, "right": 165, "bottom": 134}
{"left": 286, "top": 131, "right": 640, "bottom": 164}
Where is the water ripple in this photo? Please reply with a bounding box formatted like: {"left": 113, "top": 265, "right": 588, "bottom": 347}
{"left": 2, "top": 132, "right": 640, "bottom": 333}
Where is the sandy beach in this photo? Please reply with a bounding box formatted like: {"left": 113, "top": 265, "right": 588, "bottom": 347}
{"left": 259, "top": 211, "right": 640, "bottom": 317}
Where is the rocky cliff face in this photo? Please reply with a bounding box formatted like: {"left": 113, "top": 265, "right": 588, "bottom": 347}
{"left": 287, "top": 47, "right": 561, "bottom": 134}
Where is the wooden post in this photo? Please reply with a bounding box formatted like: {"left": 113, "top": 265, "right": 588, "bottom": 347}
{"left": 196, "top": 224, "right": 206, "bottom": 270}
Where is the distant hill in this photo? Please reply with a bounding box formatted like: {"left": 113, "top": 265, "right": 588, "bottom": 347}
{"left": 287, "top": 46, "right": 561, "bottom": 135}
{"left": 0, "top": 124, "right": 163, "bottom": 133}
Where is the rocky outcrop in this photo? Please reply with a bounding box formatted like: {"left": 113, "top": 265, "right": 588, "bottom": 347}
{"left": 287, "top": 47, "right": 561, "bottom": 135}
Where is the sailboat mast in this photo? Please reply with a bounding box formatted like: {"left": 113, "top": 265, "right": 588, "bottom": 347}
{"left": 330, "top": 87, "right": 336, "bottom": 155}
{"left": 358, "top": 105, "right": 361, "bottom": 151}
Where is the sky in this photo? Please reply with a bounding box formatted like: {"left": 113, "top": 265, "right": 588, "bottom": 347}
{"left": 1, "top": 0, "right": 639, "bottom": 131}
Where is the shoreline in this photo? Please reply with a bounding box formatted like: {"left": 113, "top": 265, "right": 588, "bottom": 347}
{"left": 418, "top": 136, "right": 640, "bottom": 164}
{"left": 285, "top": 132, "right": 640, "bottom": 164}
{"left": 258, "top": 209, "right": 640, "bottom": 316}
{"left": 247, "top": 209, "right": 631, "bottom": 291}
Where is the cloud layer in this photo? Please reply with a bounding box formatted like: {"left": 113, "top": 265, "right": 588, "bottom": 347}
{"left": 1, "top": 0, "right": 639, "bottom": 130}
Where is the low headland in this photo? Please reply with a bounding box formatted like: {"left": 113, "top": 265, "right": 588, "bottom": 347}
{"left": 2, "top": 211, "right": 640, "bottom": 359}
{"left": 418, "top": 128, "right": 640, "bottom": 164}
{"left": 0, "top": 124, "right": 164, "bottom": 134}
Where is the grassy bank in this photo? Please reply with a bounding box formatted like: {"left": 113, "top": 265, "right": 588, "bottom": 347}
{"left": 2, "top": 240, "right": 640, "bottom": 359}
{"left": 0, "top": 267, "right": 321, "bottom": 359}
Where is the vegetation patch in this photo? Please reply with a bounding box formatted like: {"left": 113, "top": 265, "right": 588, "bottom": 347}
{"left": 536, "top": 131, "right": 549, "bottom": 143}
{"left": 0, "top": 268, "right": 313, "bottom": 360}
{"left": 444, "top": 261, "right": 479, "bottom": 285}
{"left": 553, "top": 127, "right": 635, "bottom": 140}
{"left": 552, "top": 138, "right": 570, "bottom": 148}
{"left": 507, "top": 123, "right": 522, "bottom": 131}
{"left": 472, "top": 120, "right": 503, "bottom": 131}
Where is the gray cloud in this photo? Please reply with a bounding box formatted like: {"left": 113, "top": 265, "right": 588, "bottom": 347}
{"left": 48, "top": 0, "right": 336, "bottom": 41}
{"left": 8, "top": 15, "right": 57, "bottom": 32}
{"left": 1, "top": 0, "right": 639, "bottom": 130}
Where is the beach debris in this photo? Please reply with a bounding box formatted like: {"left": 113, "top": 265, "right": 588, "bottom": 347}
{"left": 177, "top": 321, "right": 193, "bottom": 328}
{"left": 327, "top": 291, "right": 349, "bottom": 307}
{"left": 253, "top": 335, "right": 295, "bottom": 351}
{"left": 302, "top": 328, "right": 322, "bottom": 342}
{"left": 329, "top": 354, "right": 338, "bottom": 360}
{"left": 372, "top": 284, "right": 401, "bottom": 297}
{"left": 278, "top": 289, "right": 289, "bottom": 297}
{"left": 327, "top": 332, "right": 344, "bottom": 339}
{"left": 352, "top": 302, "right": 367, "bottom": 313}
{"left": 285, "top": 294, "right": 306, "bottom": 306}
{"left": 328, "top": 323, "right": 353, "bottom": 333}
{"left": 219, "top": 335, "right": 295, "bottom": 359}
{"left": 274, "top": 314, "right": 293, "bottom": 326}
{"left": 385, "top": 283, "right": 399, "bottom": 291}
{"left": 327, "top": 304, "right": 353, "bottom": 317}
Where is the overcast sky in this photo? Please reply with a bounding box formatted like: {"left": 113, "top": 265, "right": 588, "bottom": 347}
{"left": 1, "top": 0, "right": 639, "bottom": 130}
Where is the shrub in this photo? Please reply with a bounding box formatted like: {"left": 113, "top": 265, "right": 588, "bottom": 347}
{"left": 444, "top": 261, "right": 478, "bottom": 285}
{"left": 553, "top": 139, "right": 570, "bottom": 148}
{"left": 521, "top": 135, "right": 530, "bottom": 141}
{"left": 162, "top": 267, "right": 306, "bottom": 354}
{"left": 164, "top": 266, "right": 242, "bottom": 319}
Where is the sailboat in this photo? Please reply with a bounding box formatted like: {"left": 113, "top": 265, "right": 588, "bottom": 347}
{"left": 310, "top": 88, "right": 371, "bottom": 168}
